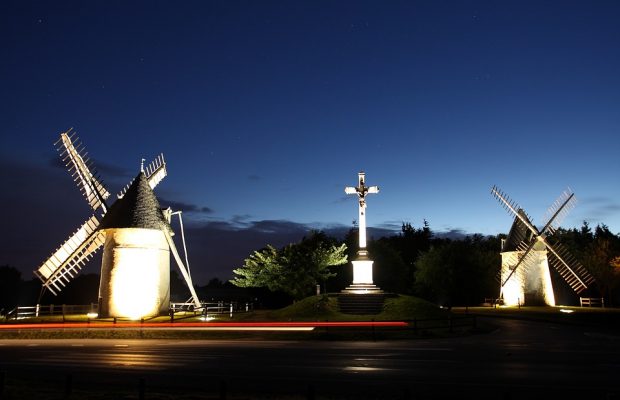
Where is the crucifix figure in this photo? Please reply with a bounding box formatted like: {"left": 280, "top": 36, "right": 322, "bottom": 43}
{"left": 343, "top": 171, "right": 381, "bottom": 291}
{"left": 345, "top": 171, "right": 379, "bottom": 253}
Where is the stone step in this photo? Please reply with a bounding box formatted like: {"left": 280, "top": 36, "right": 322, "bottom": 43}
{"left": 340, "top": 283, "right": 384, "bottom": 295}
{"left": 338, "top": 294, "right": 385, "bottom": 315}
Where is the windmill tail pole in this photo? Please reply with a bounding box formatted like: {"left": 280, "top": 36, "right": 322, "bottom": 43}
{"left": 164, "top": 230, "right": 201, "bottom": 308}
{"left": 37, "top": 286, "right": 47, "bottom": 304}
{"left": 176, "top": 211, "right": 191, "bottom": 276}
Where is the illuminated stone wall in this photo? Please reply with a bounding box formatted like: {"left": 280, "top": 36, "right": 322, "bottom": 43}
{"left": 99, "top": 228, "right": 170, "bottom": 319}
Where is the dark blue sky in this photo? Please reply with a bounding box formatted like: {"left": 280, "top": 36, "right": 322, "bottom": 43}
{"left": 1, "top": 1, "right": 619, "bottom": 283}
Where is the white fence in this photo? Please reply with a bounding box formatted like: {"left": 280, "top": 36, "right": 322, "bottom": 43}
{"left": 5, "top": 304, "right": 98, "bottom": 319}
{"left": 579, "top": 297, "right": 605, "bottom": 307}
{"left": 170, "top": 301, "right": 253, "bottom": 317}
{"left": 5, "top": 301, "right": 253, "bottom": 320}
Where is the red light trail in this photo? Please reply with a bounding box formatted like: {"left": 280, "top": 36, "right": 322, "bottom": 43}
{"left": 0, "top": 321, "right": 408, "bottom": 330}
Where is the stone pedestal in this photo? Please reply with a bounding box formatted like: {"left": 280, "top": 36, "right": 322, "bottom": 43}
{"left": 342, "top": 250, "right": 383, "bottom": 294}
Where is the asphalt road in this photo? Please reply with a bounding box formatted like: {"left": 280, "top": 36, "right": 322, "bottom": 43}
{"left": 1, "top": 318, "right": 619, "bottom": 399}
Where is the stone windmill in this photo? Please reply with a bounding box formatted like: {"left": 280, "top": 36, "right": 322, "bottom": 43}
{"left": 491, "top": 185, "right": 595, "bottom": 306}
{"left": 35, "top": 129, "right": 201, "bottom": 319}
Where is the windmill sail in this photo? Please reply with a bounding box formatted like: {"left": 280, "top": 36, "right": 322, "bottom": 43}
{"left": 57, "top": 129, "right": 110, "bottom": 212}
{"left": 501, "top": 239, "right": 539, "bottom": 287}
{"left": 541, "top": 189, "right": 576, "bottom": 236}
{"left": 546, "top": 240, "right": 595, "bottom": 294}
{"left": 500, "top": 211, "right": 539, "bottom": 287}
{"left": 491, "top": 186, "right": 537, "bottom": 234}
{"left": 145, "top": 154, "right": 167, "bottom": 189}
{"left": 35, "top": 216, "right": 105, "bottom": 295}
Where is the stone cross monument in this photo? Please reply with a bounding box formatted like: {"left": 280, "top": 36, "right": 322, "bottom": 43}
{"left": 345, "top": 172, "right": 379, "bottom": 252}
{"left": 343, "top": 171, "right": 382, "bottom": 293}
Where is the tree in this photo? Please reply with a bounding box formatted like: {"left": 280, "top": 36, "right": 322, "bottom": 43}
{"left": 0, "top": 265, "right": 22, "bottom": 314}
{"left": 369, "top": 238, "right": 409, "bottom": 294}
{"left": 542, "top": 222, "right": 620, "bottom": 304}
{"left": 581, "top": 225, "right": 620, "bottom": 304}
{"left": 414, "top": 237, "right": 499, "bottom": 307}
{"left": 169, "top": 270, "right": 190, "bottom": 302}
{"left": 231, "top": 232, "right": 348, "bottom": 301}
{"left": 326, "top": 228, "right": 357, "bottom": 291}
{"left": 396, "top": 221, "right": 432, "bottom": 265}
{"left": 230, "top": 245, "right": 283, "bottom": 291}
{"left": 38, "top": 273, "right": 100, "bottom": 305}
{"left": 205, "top": 278, "right": 226, "bottom": 288}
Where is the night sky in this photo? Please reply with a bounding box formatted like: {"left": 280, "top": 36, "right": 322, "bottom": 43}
{"left": 1, "top": 1, "right": 619, "bottom": 284}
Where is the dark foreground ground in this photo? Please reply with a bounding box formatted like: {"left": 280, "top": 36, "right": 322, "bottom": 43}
{"left": 1, "top": 315, "right": 619, "bottom": 399}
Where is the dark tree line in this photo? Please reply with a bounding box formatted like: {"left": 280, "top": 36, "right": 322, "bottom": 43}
{"left": 413, "top": 235, "right": 500, "bottom": 307}
{"left": 364, "top": 221, "right": 620, "bottom": 306}
{"left": 233, "top": 220, "right": 620, "bottom": 307}
{"left": 3, "top": 221, "right": 619, "bottom": 312}
{"left": 0, "top": 265, "right": 100, "bottom": 315}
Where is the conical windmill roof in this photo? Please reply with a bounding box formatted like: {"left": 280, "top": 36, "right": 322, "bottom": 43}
{"left": 502, "top": 209, "right": 536, "bottom": 252}
{"left": 99, "top": 172, "right": 170, "bottom": 232}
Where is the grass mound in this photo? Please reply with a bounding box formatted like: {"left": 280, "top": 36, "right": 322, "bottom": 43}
{"left": 380, "top": 295, "right": 449, "bottom": 320}
{"left": 264, "top": 294, "right": 447, "bottom": 321}
{"left": 268, "top": 295, "right": 343, "bottom": 320}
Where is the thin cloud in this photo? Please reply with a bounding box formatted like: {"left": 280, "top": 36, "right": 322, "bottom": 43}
{"left": 249, "top": 219, "right": 309, "bottom": 234}
{"left": 434, "top": 228, "right": 468, "bottom": 240}
{"left": 377, "top": 221, "right": 403, "bottom": 231}
{"left": 180, "top": 218, "right": 314, "bottom": 281}
{"left": 581, "top": 196, "right": 616, "bottom": 205}
{"left": 231, "top": 214, "right": 253, "bottom": 226}
{"left": 578, "top": 196, "right": 620, "bottom": 220}
{"left": 158, "top": 197, "right": 214, "bottom": 214}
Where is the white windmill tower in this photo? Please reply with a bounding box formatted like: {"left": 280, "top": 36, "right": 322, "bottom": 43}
{"left": 34, "top": 129, "right": 201, "bottom": 319}
{"left": 491, "top": 185, "right": 596, "bottom": 306}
